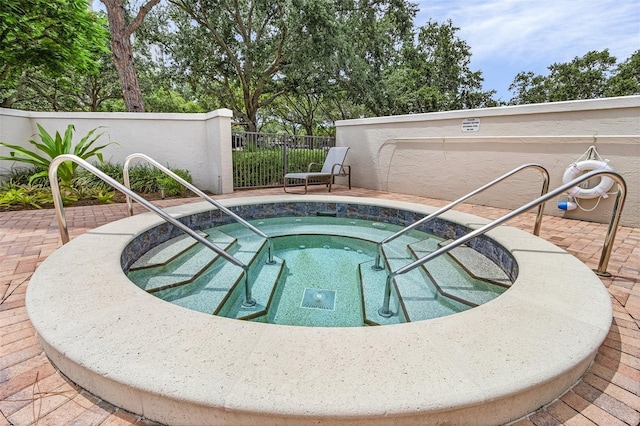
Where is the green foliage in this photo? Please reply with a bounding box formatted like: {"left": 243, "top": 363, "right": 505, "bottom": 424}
{"left": 147, "top": 0, "right": 423, "bottom": 131}
{"left": 1, "top": 166, "right": 49, "bottom": 187}
{"left": 232, "top": 148, "right": 326, "bottom": 188}
{"left": 233, "top": 149, "right": 284, "bottom": 188}
{"left": 95, "top": 161, "right": 125, "bottom": 184}
{"left": 3, "top": 51, "right": 123, "bottom": 112}
{"left": 145, "top": 89, "right": 206, "bottom": 113}
{"left": 546, "top": 50, "right": 616, "bottom": 101}
{"left": 99, "top": 98, "right": 127, "bottom": 112}
{"left": 0, "top": 124, "right": 116, "bottom": 186}
{"left": 509, "top": 50, "right": 639, "bottom": 104}
{"left": 0, "top": 185, "right": 52, "bottom": 209}
{"left": 0, "top": 161, "right": 194, "bottom": 209}
{"left": 605, "top": 50, "right": 640, "bottom": 97}
{"left": 508, "top": 72, "right": 549, "bottom": 105}
{"left": 157, "top": 168, "right": 192, "bottom": 196}
{"left": 0, "top": 0, "right": 109, "bottom": 89}
{"left": 124, "top": 164, "right": 192, "bottom": 196}
{"left": 126, "top": 165, "right": 162, "bottom": 193}
{"left": 0, "top": 188, "right": 44, "bottom": 209}
{"left": 71, "top": 169, "right": 119, "bottom": 202}
{"left": 76, "top": 162, "right": 192, "bottom": 196}
{"left": 72, "top": 161, "right": 124, "bottom": 193}
{"left": 5, "top": 0, "right": 633, "bottom": 133}
{"left": 0, "top": 171, "right": 63, "bottom": 208}
{"left": 368, "top": 20, "right": 497, "bottom": 115}
{"left": 92, "top": 189, "right": 116, "bottom": 204}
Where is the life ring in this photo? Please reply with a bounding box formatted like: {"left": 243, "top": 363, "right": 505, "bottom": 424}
{"left": 562, "top": 159, "right": 614, "bottom": 199}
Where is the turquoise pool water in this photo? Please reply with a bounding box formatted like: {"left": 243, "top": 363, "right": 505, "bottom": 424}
{"left": 127, "top": 216, "right": 510, "bottom": 327}
{"left": 268, "top": 235, "right": 373, "bottom": 327}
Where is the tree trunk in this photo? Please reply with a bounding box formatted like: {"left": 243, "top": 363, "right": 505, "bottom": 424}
{"left": 111, "top": 34, "right": 145, "bottom": 112}
{"left": 244, "top": 98, "right": 258, "bottom": 132}
{"left": 101, "top": 0, "right": 144, "bottom": 112}
{"left": 101, "top": 0, "right": 159, "bottom": 112}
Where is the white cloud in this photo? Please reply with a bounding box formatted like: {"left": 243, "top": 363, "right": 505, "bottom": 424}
{"left": 414, "top": 0, "right": 639, "bottom": 98}
{"left": 416, "top": 0, "right": 639, "bottom": 64}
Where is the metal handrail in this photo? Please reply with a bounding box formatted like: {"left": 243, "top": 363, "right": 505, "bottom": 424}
{"left": 48, "top": 154, "right": 257, "bottom": 307}
{"left": 378, "top": 170, "right": 627, "bottom": 318}
{"left": 123, "top": 153, "right": 275, "bottom": 265}
{"left": 372, "top": 163, "right": 550, "bottom": 270}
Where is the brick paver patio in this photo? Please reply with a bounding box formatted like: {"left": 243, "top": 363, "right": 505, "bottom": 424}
{"left": 1, "top": 186, "right": 639, "bottom": 425}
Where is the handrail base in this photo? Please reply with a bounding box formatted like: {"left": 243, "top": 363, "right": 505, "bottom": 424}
{"left": 378, "top": 308, "right": 393, "bottom": 318}
{"left": 242, "top": 298, "right": 257, "bottom": 307}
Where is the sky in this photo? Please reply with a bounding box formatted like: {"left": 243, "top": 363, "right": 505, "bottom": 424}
{"left": 414, "top": 0, "right": 640, "bottom": 101}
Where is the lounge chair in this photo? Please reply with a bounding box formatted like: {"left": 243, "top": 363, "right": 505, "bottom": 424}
{"left": 283, "top": 146, "right": 350, "bottom": 194}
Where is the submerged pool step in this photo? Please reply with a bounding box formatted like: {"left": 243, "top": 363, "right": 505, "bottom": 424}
{"left": 409, "top": 239, "right": 509, "bottom": 307}
{"left": 359, "top": 236, "right": 439, "bottom": 324}
{"left": 395, "top": 271, "right": 466, "bottom": 321}
{"left": 217, "top": 256, "right": 285, "bottom": 320}
{"left": 359, "top": 261, "right": 404, "bottom": 325}
{"left": 152, "top": 237, "right": 268, "bottom": 315}
{"left": 376, "top": 237, "right": 471, "bottom": 322}
{"left": 129, "top": 231, "right": 208, "bottom": 270}
{"left": 127, "top": 230, "right": 237, "bottom": 292}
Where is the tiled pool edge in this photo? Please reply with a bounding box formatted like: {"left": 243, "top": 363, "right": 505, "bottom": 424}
{"left": 120, "top": 200, "right": 518, "bottom": 282}
{"left": 26, "top": 195, "right": 612, "bottom": 425}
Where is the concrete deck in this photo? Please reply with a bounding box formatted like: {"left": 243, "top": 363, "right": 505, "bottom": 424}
{"left": 2, "top": 185, "right": 639, "bottom": 425}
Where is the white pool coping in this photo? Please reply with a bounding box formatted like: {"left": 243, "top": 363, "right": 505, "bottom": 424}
{"left": 26, "top": 195, "right": 612, "bottom": 425}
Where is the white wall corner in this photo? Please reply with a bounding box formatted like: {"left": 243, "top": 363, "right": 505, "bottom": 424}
{"left": 204, "top": 109, "right": 234, "bottom": 194}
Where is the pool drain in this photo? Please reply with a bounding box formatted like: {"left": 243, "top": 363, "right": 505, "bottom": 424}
{"left": 301, "top": 288, "right": 336, "bottom": 311}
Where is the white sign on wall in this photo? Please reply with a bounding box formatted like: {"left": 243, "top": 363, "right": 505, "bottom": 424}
{"left": 462, "top": 118, "right": 480, "bottom": 132}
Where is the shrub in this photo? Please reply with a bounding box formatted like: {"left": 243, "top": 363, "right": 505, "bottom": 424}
{"left": 92, "top": 189, "right": 116, "bottom": 204}
{"left": 0, "top": 161, "right": 193, "bottom": 210}
{"left": 74, "top": 161, "right": 123, "bottom": 191}
{"left": 75, "top": 162, "right": 192, "bottom": 196}
{"left": 127, "top": 165, "right": 162, "bottom": 193}
{"left": 1, "top": 166, "right": 49, "bottom": 187}
{"left": 0, "top": 186, "right": 52, "bottom": 209}
{"left": 232, "top": 148, "right": 327, "bottom": 187}
{"left": 0, "top": 124, "right": 116, "bottom": 186}
{"left": 157, "top": 168, "right": 192, "bottom": 196}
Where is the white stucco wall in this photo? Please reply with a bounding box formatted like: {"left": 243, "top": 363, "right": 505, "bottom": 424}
{"left": 336, "top": 96, "right": 640, "bottom": 227}
{"left": 2, "top": 97, "right": 639, "bottom": 226}
{"left": 0, "top": 108, "right": 233, "bottom": 193}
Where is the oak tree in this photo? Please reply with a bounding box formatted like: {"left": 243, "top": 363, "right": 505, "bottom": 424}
{"left": 508, "top": 50, "right": 638, "bottom": 104}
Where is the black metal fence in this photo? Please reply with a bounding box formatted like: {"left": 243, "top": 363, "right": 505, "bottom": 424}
{"left": 232, "top": 132, "right": 336, "bottom": 189}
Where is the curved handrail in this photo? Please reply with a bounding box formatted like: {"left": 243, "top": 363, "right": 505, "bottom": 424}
{"left": 48, "top": 154, "right": 257, "bottom": 307}
{"left": 123, "top": 153, "right": 274, "bottom": 265}
{"left": 372, "top": 163, "right": 550, "bottom": 270}
{"left": 378, "top": 170, "right": 627, "bottom": 317}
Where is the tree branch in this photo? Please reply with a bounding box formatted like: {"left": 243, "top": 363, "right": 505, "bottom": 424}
{"left": 231, "top": 0, "right": 249, "bottom": 43}
{"left": 127, "top": 0, "right": 162, "bottom": 36}
{"left": 172, "top": 0, "right": 248, "bottom": 91}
